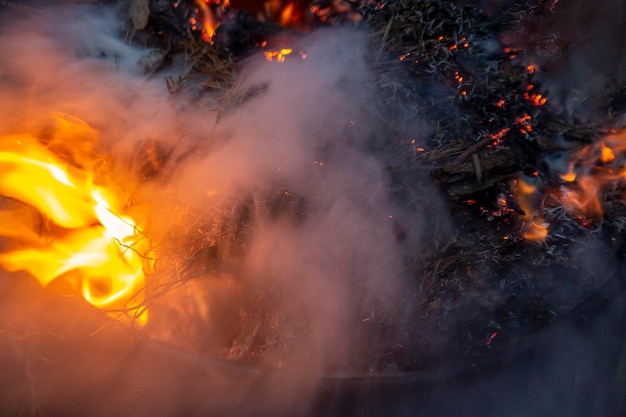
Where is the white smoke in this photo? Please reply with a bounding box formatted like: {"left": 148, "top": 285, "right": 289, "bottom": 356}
{"left": 0, "top": 2, "right": 433, "bottom": 416}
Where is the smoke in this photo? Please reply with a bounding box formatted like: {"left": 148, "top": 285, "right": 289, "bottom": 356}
{"left": 146, "top": 27, "right": 413, "bottom": 371}
{"left": 0, "top": 2, "right": 433, "bottom": 416}
{"left": 1, "top": 2, "right": 624, "bottom": 417}
{"left": 495, "top": 0, "right": 626, "bottom": 122}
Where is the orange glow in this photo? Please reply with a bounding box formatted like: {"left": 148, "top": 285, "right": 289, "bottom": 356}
{"left": 0, "top": 115, "right": 152, "bottom": 324}
{"left": 280, "top": 1, "right": 302, "bottom": 26}
{"left": 517, "top": 178, "right": 537, "bottom": 196}
{"left": 526, "top": 64, "right": 536, "bottom": 74}
{"left": 514, "top": 178, "right": 549, "bottom": 241}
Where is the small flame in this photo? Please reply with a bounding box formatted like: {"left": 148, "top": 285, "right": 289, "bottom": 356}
{"left": 559, "top": 163, "right": 577, "bottom": 182}
{"left": 488, "top": 128, "right": 510, "bottom": 146}
{"left": 0, "top": 115, "right": 152, "bottom": 324}
{"left": 549, "top": 133, "right": 626, "bottom": 222}
{"left": 601, "top": 143, "right": 616, "bottom": 163}
{"left": 514, "top": 178, "right": 549, "bottom": 241}
{"left": 195, "top": 0, "right": 217, "bottom": 42}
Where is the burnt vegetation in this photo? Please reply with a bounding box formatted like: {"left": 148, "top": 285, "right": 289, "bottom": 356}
{"left": 120, "top": 0, "right": 626, "bottom": 372}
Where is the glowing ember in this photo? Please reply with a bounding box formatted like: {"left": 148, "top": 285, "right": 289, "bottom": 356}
{"left": 514, "top": 113, "right": 532, "bottom": 133}
{"left": 0, "top": 115, "right": 152, "bottom": 324}
{"left": 264, "top": 48, "right": 294, "bottom": 62}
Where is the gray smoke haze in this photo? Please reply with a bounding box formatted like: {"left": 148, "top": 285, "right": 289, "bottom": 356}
{"left": 0, "top": 1, "right": 625, "bottom": 417}
{"left": 0, "top": 2, "right": 425, "bottom": 416}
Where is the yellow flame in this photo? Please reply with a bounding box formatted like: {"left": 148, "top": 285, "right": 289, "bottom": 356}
{"left": 0, "top": 116, "right": 151, "bottom": 324}
{"left": 195, "top": 0, "right": 217, "bottom": 43}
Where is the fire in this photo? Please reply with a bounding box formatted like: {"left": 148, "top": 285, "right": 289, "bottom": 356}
{"left": 551, "top": 177, "right": 603, "bottom": 220}
{"left": 549, "top": 134, "right": 626, "bottom": 221}
{"left": 194, "top": 0, "right": 231, "bottom": 43}
{"left": 514, "top": 132, "right": 626, "bottom": 241}
{"left": 0, "top": 115, "right": 152, "bottom": 324}
{"left": 559, "top": 163, "right": 577, "bottom": 182}
{"left": 195, "top": 0, "right": 217, "bottom": 42}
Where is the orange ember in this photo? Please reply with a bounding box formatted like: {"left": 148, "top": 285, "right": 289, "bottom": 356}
{"left": 0, "top": 114, "right": 152, "bottom": 324}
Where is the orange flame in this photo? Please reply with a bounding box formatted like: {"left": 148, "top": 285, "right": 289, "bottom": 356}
{"left": 195, "top": 0, "right": 216, "bottom": 42}
{"left": 514, "top": 178, "right": 549, "bottom": 241}
{"left": 559, "top": 162, "right": 577, "bottom": 182}
{"left": 0, "top": 115, "right": 152, "bottom": 324}
{"left": 523, "top": 220, "right": 549, "bottom": 241}
{"left": 195, "top": 0, "right": 230, "bottom": 43}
